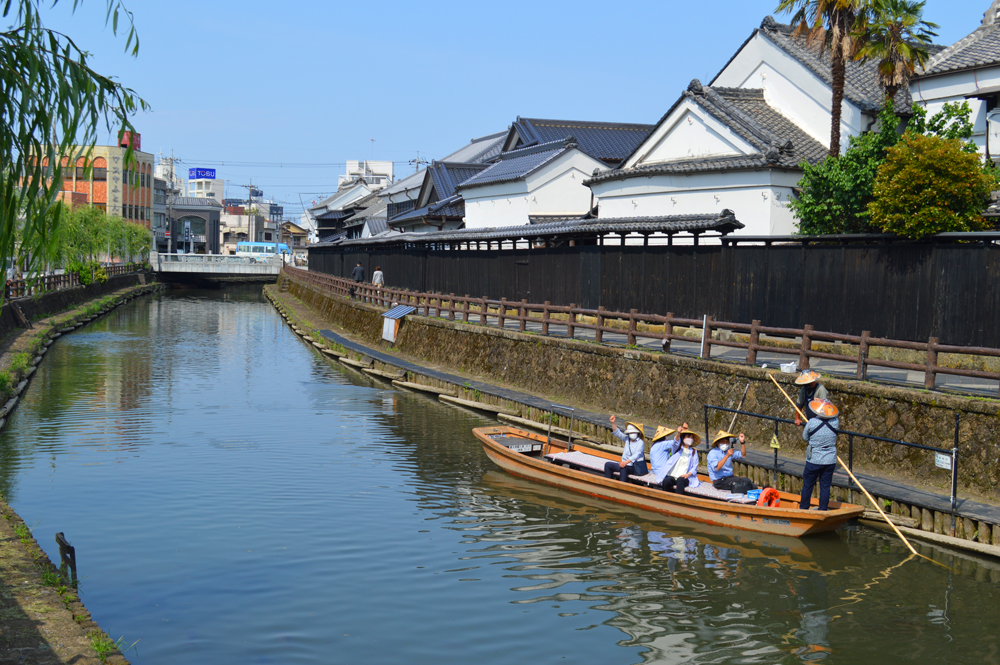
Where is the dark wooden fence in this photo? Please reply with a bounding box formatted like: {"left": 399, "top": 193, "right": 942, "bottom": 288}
{"left": 308, "top": 240, "right": 1000, "bottom": 348}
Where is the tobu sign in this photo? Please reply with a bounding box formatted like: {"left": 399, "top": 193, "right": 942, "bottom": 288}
{"left": 189, "top": 168, "right": 216, "bottom": 180}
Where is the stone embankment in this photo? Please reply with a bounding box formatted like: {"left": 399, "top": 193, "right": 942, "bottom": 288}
{"left": 268, "top": 271, "right": 1000, "bottom": 556}
{"left": 0, "top": 277, "right": 160, "bottom": 664}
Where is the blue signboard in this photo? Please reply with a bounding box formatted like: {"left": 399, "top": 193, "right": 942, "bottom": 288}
{"left": 189, "top": 168, "right": 216, "bottom": 180}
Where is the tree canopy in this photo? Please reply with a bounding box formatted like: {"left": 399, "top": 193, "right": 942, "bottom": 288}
{"left": 0, "top": 0, "right": 146, "bottom": 291}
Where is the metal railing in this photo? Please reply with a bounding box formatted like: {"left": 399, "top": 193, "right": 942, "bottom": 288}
{"left": 159, "top": 253, "right": 282, "bottom": 265}
{"left": 703, "top": 404, "right": 960, "bottom": 531}
{"left": 283, "top": 267, "right": 1000, "bottom": 396}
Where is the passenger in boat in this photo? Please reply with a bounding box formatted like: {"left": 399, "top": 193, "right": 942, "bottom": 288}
{"left": 605, "top": 415, "right": 648, "bottom": 482}
{"left": 707, "top": 431, "right": 757, "bottom": 492}
{"left": 794, "top": 371, "right": 828, "bottom": 426}
{"left": 649, "top": 425, "right": 677, "bottom": 482}
{"left": 799, "top": 399, "right": 840, "bottom": 511}
{"left": 659, "top": 428, "right": 701, "bottom": 494}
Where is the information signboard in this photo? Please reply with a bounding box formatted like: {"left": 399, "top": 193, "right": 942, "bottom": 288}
{"left": 189, "top": 168, "right": 217, "bottom": 180}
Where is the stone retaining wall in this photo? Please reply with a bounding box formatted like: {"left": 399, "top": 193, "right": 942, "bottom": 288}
{"left": 281, "top": 273, "right": 1000, "bottom": 546}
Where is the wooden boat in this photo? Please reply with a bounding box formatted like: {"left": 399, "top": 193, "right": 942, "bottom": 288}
{"left": 474, "top": 425, "right": 865, "bottom": 537}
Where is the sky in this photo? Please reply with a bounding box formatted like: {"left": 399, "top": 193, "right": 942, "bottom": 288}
{"left": 36, "top": 0, "right": 997, "bottom": 219}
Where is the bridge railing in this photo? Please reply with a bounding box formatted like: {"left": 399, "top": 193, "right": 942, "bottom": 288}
{"left": 157, "top": 253, "right": 282, "bottom": 265}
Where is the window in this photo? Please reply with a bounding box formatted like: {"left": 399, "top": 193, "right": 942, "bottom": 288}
{"left": 93, "top": 168, "right": 107, "bottom": 181}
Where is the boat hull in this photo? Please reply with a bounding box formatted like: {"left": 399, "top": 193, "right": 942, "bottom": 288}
{"left": 475, "top": 426, "right": 863, "bottom": 538}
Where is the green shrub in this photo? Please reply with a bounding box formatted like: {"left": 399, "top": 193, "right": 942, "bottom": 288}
{"left": 869, "top": 133, "right": 998, "bottom": 239}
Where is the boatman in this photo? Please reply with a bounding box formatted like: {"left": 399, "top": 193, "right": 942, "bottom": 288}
{"left": 605, "top": 415, "right": 647, "bottom": 482}
{"left": 799, "top": 399, "right": 839, "bottom": 511}
{"left": 794, "top": 370, "right": 828, "bottom": 426}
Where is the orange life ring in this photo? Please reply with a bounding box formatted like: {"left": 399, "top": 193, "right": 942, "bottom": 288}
{"left": 756, "top": 487, "right": 781, "bottom": 508}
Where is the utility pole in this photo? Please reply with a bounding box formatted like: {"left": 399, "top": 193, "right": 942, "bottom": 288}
{"left": 236, "top": 180, "right": 256, "bottom": 242}
{"left": 409, "top": 151, "right": 429, "bottom": 174}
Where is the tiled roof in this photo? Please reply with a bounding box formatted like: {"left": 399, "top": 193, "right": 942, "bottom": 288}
{"left": 426, "top": 161, "right": 489, "bottom": 200}
{"left": 320, "top": 211, "right": 743, "bottom": 248}
{"left": 365, "top": 217, "right": 389, "bottom": 236}
{"left": 714, "top": 16, "right": 929, "bottom": 112}
{"left": 506, "top": 117, "right": 653, "bottom": 165}
{"left": 318, "top": 231, "right": 347, "bottom": 244}
{"left": 315, "top": 208, "right": 354, "bottom": 221}
{"left": 344, "top": 198, "right": 387, "bottom": 228}
{"left": 388, "top": 194, "right": 466, "bottom": 226}
{"left": 440, "top": 131, "right": 507, "bottom": 164}
{"left": 587, "top": 82, "right": 827, "bottom": 185}
{"left": 172, "top": 196, "right": 223, "bottom": 209}
{"left": 918, "top": 3, "right": 1000, "bottom": 77}
{"left": 457, "top": 139, "right": 572, "bottom": 189}
{"left": 380, "top": 169, "right": 425, "bottom": 197}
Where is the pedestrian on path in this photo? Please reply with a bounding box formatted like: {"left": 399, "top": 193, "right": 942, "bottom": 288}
{"left": 372, "top": 266, "right": 384, "bottom": 287}
{"left": 351, "top": 262, "right": 365, "bottom": 283}
{"left": 799, "top": 399, "right": 839, "bottom": 511}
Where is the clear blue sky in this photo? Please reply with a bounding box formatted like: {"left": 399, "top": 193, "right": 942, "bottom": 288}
{"left": 38, "top": 0, "right": 995, "bottom": 217}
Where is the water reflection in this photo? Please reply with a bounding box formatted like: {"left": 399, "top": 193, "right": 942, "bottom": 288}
{"left": 0, "top": 286, "right": 998, "bottom": 664}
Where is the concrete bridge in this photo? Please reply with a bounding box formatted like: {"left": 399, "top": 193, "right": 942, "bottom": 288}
{"left": 151, "top": 252, "right": 283, "bottom": 282}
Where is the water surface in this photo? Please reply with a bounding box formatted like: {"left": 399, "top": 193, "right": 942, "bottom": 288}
{"left": 1, "top": 286, "right": 996, "bottom": 664}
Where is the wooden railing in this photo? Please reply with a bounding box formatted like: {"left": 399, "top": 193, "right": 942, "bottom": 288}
{"left": 4, "top": 263, "right": 145, "bottom": 300}
{"left": 284, "top": 267, "right": 1000, "bottom": 396}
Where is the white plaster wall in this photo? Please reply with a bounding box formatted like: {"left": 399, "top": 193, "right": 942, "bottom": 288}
{"left": 712, "top": 32, "right": 868, "bottom": 152}
{"left": 641, "top": 107, "right": 754, "bottom": 162}
{"left": 462, "top": 151, "right": 603, "bottom": 229}
{"left": 591, "top": 169, "right": 800, "bottom": 235}
{"left": 911, "top": 66, "right": 1000, "bottom": 154}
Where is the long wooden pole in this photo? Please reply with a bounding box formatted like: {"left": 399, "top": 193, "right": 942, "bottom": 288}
{"left": 767, "top": 373, "right": 936, "bottom": 563}
{"left": 728, "top": 382, "right": 751, "bottom": 432}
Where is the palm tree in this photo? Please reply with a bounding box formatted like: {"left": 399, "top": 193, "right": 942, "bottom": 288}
{"left": 776, "top": 0, "right": 871, "bottom": 157}
{"left": 857, "top": 0, "right": 938, "bottom": 106}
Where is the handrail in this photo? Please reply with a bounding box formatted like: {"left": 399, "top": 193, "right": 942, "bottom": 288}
{"left": 703, "top": 404, "right": 961, "bottom": 532}
{"left": 4, "top": 263, "right": 146, "bottom": 300}
{"left": 283, "top": 266, "right": 1000, "bottom": 397}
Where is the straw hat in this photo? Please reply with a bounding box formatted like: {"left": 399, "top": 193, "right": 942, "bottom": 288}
{"left": 651, "top": 426, "right": 675, "bottom": 442}
{"left": 711, "top": 430, "right": 737, "bottom": 447}
{"left": 676, "top": 428, "right": 701, "bottom": 445}
{"left": 794, "top": 370, "right": 821, "bottom": 386}
{"left": 624, "top": 421, "right": 643, "bottom": 436}
{"left": 809, "top": 399, "right": 838, "bottom": 418}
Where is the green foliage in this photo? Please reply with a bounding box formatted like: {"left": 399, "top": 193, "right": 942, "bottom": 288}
{"left": 9, "top": 353, "right": 30, "bottom": 375}
{"left": 0, "top": 1, "right": 147, "bottom": 304}
{"left": 792, "top": 101, "right": 990, "bottom": 235}
{"left": 869, "top": 132, "right": 999, "bottom": 239}
{"left": 70, "top": 260, "right": 107, "bottom": 285}
{"left": 89, "top": 632, "right": 138, "bottom": 663}
{"left": 856, "top": 0, "right": 938, "bottom": 102}
{"left": 790, "top": 103, "right": 902, "bottom": 234}
{"left": 909, "top": 101, "right": 978, "bottom": 151}
{"left": 0, "top": 371, "right": 12, "bottom": 395}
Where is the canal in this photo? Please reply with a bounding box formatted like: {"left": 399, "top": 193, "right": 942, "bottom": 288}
{"left": 1, "top": 286, "right": 998, "bottom": 664}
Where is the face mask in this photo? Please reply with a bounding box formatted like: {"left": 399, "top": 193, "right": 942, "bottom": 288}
{"left": 628, "top": 432, "right": 638, "bottom": 441}
{"left": 719, "top": 443, "right": 731, "bottom": 452}
{"left": 683, "top": 437, "right": 694, "bottom": 446}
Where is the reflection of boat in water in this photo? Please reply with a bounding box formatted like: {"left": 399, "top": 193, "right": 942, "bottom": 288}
{"left": 475, "top": 426, "right": 864, "bottom": 538}
{"left": 480, "top": 470, "right": 837, "bottom": 573}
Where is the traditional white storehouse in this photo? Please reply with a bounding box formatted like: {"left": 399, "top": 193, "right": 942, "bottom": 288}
{"left": 587, "top": 81, "right": 827, "bottom": 235}
{"left": 458, "top": 139, "right": 608, "bottom": 228}
{"left": 586, "top": 16, "right": 920, "bottom": 236}
{"left": 912, "top": 1, "right": 1000, "bottom": 160}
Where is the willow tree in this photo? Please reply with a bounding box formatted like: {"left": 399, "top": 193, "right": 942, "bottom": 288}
{"left": 776, "top": 0, "right": 870, "bottom": 157}
{"left": 857, "top": 0, "right": 938, "bottom": 104}
{"left": 0, "top": 0, "right": 146, "bottom": 294}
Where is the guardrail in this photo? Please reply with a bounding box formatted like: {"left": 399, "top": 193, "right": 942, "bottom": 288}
{"left": 703, "top": 404, "right": 961, "bottom": 534}
{"left": 283, "top": 266, "right": 1000, "bottom": 396}
{"left": 4, "top": 264, "right": 144, "bottom": 299}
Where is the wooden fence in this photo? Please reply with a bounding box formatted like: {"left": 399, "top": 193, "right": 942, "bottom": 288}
{"left": 4, "top": 264, "right": 144, "bottom": 300}
{"left": 308, "top": 240, "right": 1000, "bottom": 348}
{"left": 285, "top": 266, "right": 1000, "bottom": 396}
